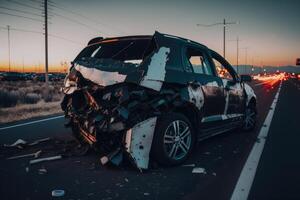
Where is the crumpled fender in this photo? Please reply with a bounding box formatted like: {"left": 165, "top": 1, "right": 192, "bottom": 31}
{"left": 125, "top": 117, "right": 157, "bottom": 170}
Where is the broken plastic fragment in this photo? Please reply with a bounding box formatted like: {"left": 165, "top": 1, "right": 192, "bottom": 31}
{"left": 51, "top": 190, "right": 65, "bottom": 197}
{"left": 100, "top": 156, "right": 109, "bottom": 165}
{"left": 192, "top": 167, "right": 206, "bottom": 174}
{"left": 7, "top": 150, "right": 42, "bottom": 160}
{"left": 28, "top": 138, "right": 51, "bottom": 146}
{"left": 30, "top": 155, "right": 62, "bottom": 165}
{"left": 4, "top": 139, "right": 27, "bottom": 148}
{"left": 182, "top": 164, "right": 196, "bottom": 167}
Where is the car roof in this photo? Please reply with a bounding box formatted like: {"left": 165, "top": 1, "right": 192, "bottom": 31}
{"left": 87, "top": 32, "right": 208, "bottom": 49}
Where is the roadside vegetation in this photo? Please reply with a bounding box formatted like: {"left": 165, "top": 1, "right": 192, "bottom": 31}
{"left": 0, "top": 80, "right": 64, "bottom": 124}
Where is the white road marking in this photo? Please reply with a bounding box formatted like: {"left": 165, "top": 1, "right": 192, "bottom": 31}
{"left": 0, "top": 115, "right": 64, "bottom": 131}
{"left": 230, "top": 81, "right": 282, "bottom": 200}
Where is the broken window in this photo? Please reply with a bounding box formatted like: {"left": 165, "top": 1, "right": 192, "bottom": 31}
{"left": 185, "top": 47, "right": 213, "bottom": 75}
{"left": 74, "top": 37, "right": 156, "bottom": 67}
{"left": 212, "top": 58, "right": 234, "bottom": 81}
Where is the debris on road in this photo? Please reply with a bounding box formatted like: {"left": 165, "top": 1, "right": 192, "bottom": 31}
{"left": 28, "top": 137, "right": 51, "bottom": 146}
{"left": 192, "top": 167, "right": 206, "bottom": 174}
{"left": 4, "top": 139, "right": 27, "bottom": 148}
{"left": 30, "top": 155, "right": 62, "bottom": 165}
{"left": 7, "top": 150, "right": 42, "bottom": 160}
{"left": 182, "top": 164, "right": 196, "bottom": 167}
{"left": 51, "top": 189, "right": 65, "bottom": 197}
{"left": 38, "top": 168, "right": 47, "bottom": 174}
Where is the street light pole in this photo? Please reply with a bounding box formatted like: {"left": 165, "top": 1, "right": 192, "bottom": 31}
{"left": 223, "top": 19, "right": 226, "bottom": 58}
{"left": 197, "top": 19, "right": 238, "bottom": 59}
{"left": 228, "top": 36, "right": 241, "bottom": 74}
{"left": 44, "top": 0, "right": 49, "bottom": 87}
{"left": 7, "top": 25, "right": 11, "bottom": 72}
{"left": 237, "top": 36, "right": 239, "bottom": 74}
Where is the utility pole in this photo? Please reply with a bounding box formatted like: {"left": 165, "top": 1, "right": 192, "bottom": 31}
{"left": 197, "top": 19, "right": 238, "bottom": 59}
{"left": 44, "top": 0, "right": 49, "bottom": 87}
{"left": 236, "top": 36, "right": 239, "bottom": 74}
{"left": 22, "top": 57, "right": 24, "bottom": 73}
{"left": 223, "top": 19, "right": 226, "bottom": 58}
{"left": 228, "top": 36, "right": 241, "bottom": 74}
{"left": 244, "top": 47, "right": 249, "bottom": 74}
{"left": 7, "top": 25, "right": 11, "bottom": 72}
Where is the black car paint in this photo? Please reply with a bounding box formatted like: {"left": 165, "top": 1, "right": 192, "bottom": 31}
{"left": 62, "top": 32, "right": 252, "bottom": 167}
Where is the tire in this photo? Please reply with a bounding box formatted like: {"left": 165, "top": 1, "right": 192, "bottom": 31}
{"left": 151, "top": 113, "right": 195, "bottom": 166}
{"left": 242, "top": 102, "right": 257, "bottom": 131}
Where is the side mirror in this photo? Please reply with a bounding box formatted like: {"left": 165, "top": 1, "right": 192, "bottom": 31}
{"left": 240, "top": 75, "right": 252, "bottom": 82}
{"left": 296, "top": 58, "right": 300, "bottom": 66}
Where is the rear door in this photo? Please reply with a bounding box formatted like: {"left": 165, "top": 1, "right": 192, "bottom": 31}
{"left": 210, "top": 51, "right": 245, "bottom": 116}
{"left": 183, "top": 46, "right": 225, "bottom": 118}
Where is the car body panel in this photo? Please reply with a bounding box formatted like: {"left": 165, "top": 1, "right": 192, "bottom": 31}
{"left": 61, "top": 31, "right": 256, "bottom": 169}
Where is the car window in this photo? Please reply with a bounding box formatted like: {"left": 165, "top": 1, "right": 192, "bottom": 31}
{"left": 213, "top": 58, "right": 234, "bottom": 81}
{"left": 185, "top": 47, "right": 213, "bottom": 75}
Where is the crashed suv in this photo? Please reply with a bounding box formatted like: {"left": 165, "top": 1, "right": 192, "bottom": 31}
{"left": 61, "top": 32, "right": 256, "bottom": 170}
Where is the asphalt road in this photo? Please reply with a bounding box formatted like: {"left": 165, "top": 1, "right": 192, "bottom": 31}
{"left": 0, "top": 79, "right": 297, "bottom": 200}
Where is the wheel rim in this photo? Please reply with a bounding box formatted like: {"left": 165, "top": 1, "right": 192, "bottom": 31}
{"left": 244, "top": 107, "right": 256, "bottom": 130}
{"left": 163, "top": 120, "right": 192, "bottom": 160}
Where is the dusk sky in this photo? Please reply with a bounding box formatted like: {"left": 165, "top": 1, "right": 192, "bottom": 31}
{"left": 0, "top": 0, "right": 299, "bottom": 72}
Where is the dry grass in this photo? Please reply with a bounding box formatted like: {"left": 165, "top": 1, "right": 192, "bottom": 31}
{"left": 0, "top": 101, "right": 63, "bottom": 124}
{"left": 0, "top": 80, "right": 64, "bottom": 124}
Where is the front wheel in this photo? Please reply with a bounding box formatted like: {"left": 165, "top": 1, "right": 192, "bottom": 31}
{"left": 151, "top": 113, "right": 195, "bottom": 166}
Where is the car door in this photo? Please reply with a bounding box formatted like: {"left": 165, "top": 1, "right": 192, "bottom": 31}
{"left": 183, "top": 46, "right": 225, "bottom": 118}
{"left": 210, "top": 50, "right": 245, "bottom": 116}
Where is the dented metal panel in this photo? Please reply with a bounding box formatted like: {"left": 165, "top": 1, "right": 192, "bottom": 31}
{"left": 140, "top": 47, "right": 170, "bottom": 91}
{"left": 75, "top": 64, "right": 126, "bottom": 86}
{"left": 125, "top": 117, "right": 157, "bottom": 169}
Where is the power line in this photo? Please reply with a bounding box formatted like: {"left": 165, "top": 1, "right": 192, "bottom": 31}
{"left": 48, "top": 1, "right": 126, "bottom": 35}
{"left": 197, "top": 19, "right": 239, "bottom": 59}
{"left": 0, "top": 26, "right": 83, "bottom": 45}
{"left": 6, "top": 0, "right": 43, "bottom": 11}
{"left": 50, "top": 10, "right": 108, "bottom": 35}
{"left": 0, "top": 11, "right": 43, "bottom": 22}
{"left": 0, "top": 6, "right": 43, "bottom": 17}
{"left": 49, "top": 34, "right": 83, "bottom": 45}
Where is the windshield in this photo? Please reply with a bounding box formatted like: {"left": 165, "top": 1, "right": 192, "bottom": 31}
{"left": 74, "top": 37, "right": 156, "bottom": 66}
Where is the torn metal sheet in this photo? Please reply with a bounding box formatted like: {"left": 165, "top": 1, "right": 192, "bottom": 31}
{"left": 75, "top": 64, "right": 126, "bottom": 87}
{"left": 187, "top": 85, "right": 204, "bottom": 110}
{"left": 140, "top": 47, "right": 170, "bottom": 91}
{"left": 125, "top": 117, "right": 157, "bottom": 169}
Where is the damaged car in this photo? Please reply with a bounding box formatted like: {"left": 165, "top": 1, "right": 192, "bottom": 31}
{"left": 61, "top": 31, "right": 256, "bottom": 170}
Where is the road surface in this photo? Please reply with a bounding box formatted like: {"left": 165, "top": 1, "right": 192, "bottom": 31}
{"left": 0, "top": 79, "right": 299, "bottom": 200}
